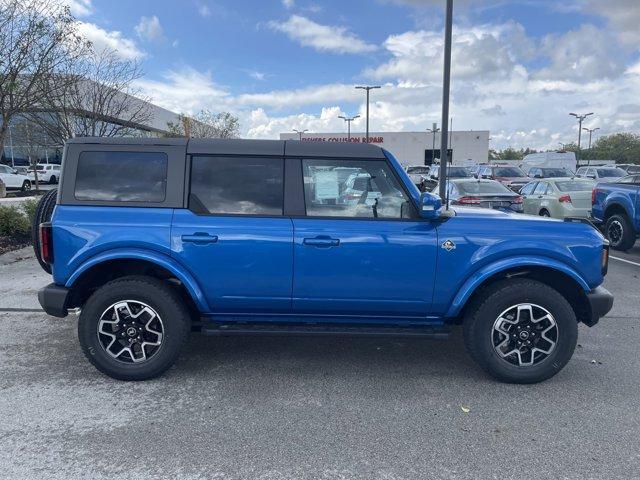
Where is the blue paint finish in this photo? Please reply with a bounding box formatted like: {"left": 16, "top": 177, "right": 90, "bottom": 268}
{"left": 292, "top": 218, "right": 438, "bottom": 316}
{"left": 48, "top": 154, "right": 610, "bottom": 326}
{"left": 170, "top": 209, "right": 293, "bottom": 313}
{"left": 592, "top": 181, "right": 640, "bottom": 230}
{"left": 66, "top": 247, "right": 209, "bottom": 312}
{"left": 51, "top": 206, "right": 209, "bottom": 311}
{"left": 52, "top": 206, "right": 174, "bottom": 285}
{"left": 431, "top": 207, "right": 605, "bottom": 316}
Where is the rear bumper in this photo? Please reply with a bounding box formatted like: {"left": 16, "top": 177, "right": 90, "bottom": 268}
{"left": 584, "top": 286, "right": 614, "bottom": 327}
{"left": 38, "top": 283, "right": 70, "bottom": 318}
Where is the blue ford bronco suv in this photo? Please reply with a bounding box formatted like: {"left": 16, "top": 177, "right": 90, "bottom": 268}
{"left": 35, "top": 138, "right": 613, "bottom": 383}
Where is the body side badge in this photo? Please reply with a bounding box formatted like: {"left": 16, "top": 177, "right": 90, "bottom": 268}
{"left": 441, "top": 239, "right": 456, "bottom": 251}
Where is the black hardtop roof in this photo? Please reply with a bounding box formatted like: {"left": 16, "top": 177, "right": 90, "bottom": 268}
{"left": 67, "top": 137, "right": 386, "bottom": 159}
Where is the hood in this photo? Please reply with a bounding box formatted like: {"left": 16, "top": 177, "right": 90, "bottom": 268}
{"left": 451, "top": 206, "right": 560, "bottom": 222}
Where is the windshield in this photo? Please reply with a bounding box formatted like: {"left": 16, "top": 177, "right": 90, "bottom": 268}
{"left": 542, "top": 168, "right": 571, "bottom": 177}
{"left": 598, "top": 168, "right": 625, "bottom": 178}
{"left": 449, "top": 167, "right": 472, "bottom": 178}
{"left": 556, "top": 181, "right": 593, "bottom": 192}
{"left": 407, "top": 166, "right": 429, "bottom": 174}
{"left": 494, "top": 167, "right": 525, "bottom": 177}
{"left": 457, "top": 181, "right": 512, "bottom": 194}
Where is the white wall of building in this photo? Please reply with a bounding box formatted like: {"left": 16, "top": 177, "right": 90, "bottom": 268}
{"left": 279, "top": 131, "right": 490, "bottom": 166}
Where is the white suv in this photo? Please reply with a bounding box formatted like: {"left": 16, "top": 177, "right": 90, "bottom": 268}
{"left": 29, "top": 164, "right": 61, "bottom": 184}
{"left": 575, "top": 166, "right": 626, "bottom": 182}
{"left": 0, "top": 164, "right": 31, "bottom": 191}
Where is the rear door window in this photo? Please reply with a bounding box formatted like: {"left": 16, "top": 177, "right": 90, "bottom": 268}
{"left": 533, "top": 182, "right": 548, "bottom": 195}
{"left": 189, "top": 156, "right": 284, "bottom": 215}
{"left": 74, "top": 151, "right": 168, "bottom": 202}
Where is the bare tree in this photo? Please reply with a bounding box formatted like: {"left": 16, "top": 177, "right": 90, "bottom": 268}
{"left": 27, "top": 48, "right": 152, "bottom": 144}
{"left": 166, "top": 110, "right": 240, "bottom": 139}
{"left": 0, "top": 0, "right": 87, "bottom": 156}
{"left": 12, "top": 118, "right": 49, "bottom": 191}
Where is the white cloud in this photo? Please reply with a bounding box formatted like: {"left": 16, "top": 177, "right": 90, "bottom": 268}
{"left": 247, "top": 71, "right": 266, "bottom": 81}
{"left": 75, "top": 21, "right": 145, "bottom": 60}
{"left": 58, "top": 0, "right": 92, "bottom": 17}
{"left": 282, "top": 0, "right": 295, "bottom": 8}
{"left": 236, "top": 83, "right": 358, "bottom": 108}
{"left": 536, "top": 25, "right": 624, "bottom": 81}
{"left": 367, "top": 22, "right": 533, "bottom": 83}
{"left": 267, "top": 15, "right": 377, "bottom": 54}
{"left": 135, "top": 68, "right": 230, "bottom": 114}
{"left": 135, "top": 15, "right": 164, "bottom": 42}
{"left": 584, "top": 0, "right": 640, "bottom": 45}
{"left": 196, "top": 1, "right": 211, "bottom": 17}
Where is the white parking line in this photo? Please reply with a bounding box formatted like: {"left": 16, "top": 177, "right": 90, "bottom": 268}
{"left": 610, "top": 256, "right": 640, "bottom": 267}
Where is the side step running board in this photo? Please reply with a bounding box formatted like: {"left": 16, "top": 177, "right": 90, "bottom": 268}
{"left": 201, "top": 323, "right": 451, "bottom": 338}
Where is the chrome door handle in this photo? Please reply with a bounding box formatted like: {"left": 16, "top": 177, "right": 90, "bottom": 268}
{"left": 181, "top": 233, "right": 218, "bottom": 245}
{"left": 303, "top": 237, "right": 340, "bottom": 247}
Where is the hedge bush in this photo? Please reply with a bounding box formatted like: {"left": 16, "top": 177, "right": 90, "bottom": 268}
{"left": 0, "top": 205, "right": 30, "bottom": 236}
{"left": 21, "top": 198, "right": 39, "bottom": 225}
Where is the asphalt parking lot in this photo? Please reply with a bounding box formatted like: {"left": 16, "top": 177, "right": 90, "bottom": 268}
{"left": 1, "top": 245, "right": 639, "bottom": 479}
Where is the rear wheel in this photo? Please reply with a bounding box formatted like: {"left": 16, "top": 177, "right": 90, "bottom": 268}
{"left": 605, "top": 214, "right": 636, "bottom": 251}
{"left": 539, "top": 209, "right": 550, "bottom": 217}
{"left": 464, "top": 278, "right": 578, "bottom": 384}
{"left": 49, "top": 175, "right": 56, "bottom": 184}
{"left": 78, "top": 276, "right": 191, "bottom": 381}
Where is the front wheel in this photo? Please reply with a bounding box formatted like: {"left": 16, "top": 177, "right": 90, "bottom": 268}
{"left": 78, "top": 276, "right": 191, "bottom": 381}
{"left": 21, "top": 180, "right": 31, "bottom": 192}
{"left": 605, "top": 214, "right": 636, "bottom": 251}
{"left": 464, "top": 278, "right": 578, "bottom": 384}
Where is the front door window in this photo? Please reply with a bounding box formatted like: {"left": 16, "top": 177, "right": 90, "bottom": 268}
{"left": 302, "top": 159, "right": 413, "bottom": 219}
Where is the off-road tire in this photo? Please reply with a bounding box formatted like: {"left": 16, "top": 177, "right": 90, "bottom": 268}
{"left": 31, "top": 189, "right": 58, "bottom": 274}
{"left": 463, "top": 278, "right": 578, "bottom": 384}
{"left": 605, "top": 214, "right": 636, "bottom": 251}
{"left": 78, "top": 276, "right": 191, "bottom": 381}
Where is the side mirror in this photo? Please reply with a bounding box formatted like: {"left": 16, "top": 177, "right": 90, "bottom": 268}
{"left": 419, "top": 192, "right": 442, "bottom": 220}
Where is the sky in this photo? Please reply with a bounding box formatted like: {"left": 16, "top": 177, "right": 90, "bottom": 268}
{"left": 63, "top": 0, "right": 640, "bottom": 150}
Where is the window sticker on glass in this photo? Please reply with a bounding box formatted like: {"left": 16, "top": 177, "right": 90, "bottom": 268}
{"left": 313, "top": 170, "right": 340, "bottom": 201}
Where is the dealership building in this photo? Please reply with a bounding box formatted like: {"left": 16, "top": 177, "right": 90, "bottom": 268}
{"left": 279, "top": 130, "right": 490, "bottom": 167}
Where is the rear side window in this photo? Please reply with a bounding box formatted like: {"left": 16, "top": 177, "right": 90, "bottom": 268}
{"left": 75, "top": 151, "right": 168, "bottom": 202}
{"left": 190, "top": 156, "right": 284, "bottom": 215}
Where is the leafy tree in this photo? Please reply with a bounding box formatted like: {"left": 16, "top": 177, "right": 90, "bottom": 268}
{"left": 489, "top": 147, "right": 538, "bottom": 160}
{"left": 166, "top": 110, "right": 240, "bottom": 138}
{"left": 580, "top": 133, "right": 640, "bottom": 164}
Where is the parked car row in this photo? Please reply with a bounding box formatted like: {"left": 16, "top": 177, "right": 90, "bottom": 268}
{"left": 432, "top": 172, "right": 638, "bottom": 251}
{"left": 0, "top": 163, "right": 61, "bottom": 193}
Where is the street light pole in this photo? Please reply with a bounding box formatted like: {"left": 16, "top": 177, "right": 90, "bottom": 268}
{"left": 355, "top": 85, "right": 381, "bottom": 143}
{"left": 569, "top": 112, "right": 594, "bottom": 149}
{"left": 583, "top": 127, "right": 600, "bottom": 149}
{"left": 338, "top": 115, "right": 360, "bottom": 140}
{"left": 427, "top": 124, "right": 440, "bottom": 164}
{"left": 439, "top": 0, "right": 454, "bottom": 204}
{"left": 292, "top": 128, "right": 308, "bottom": 141}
